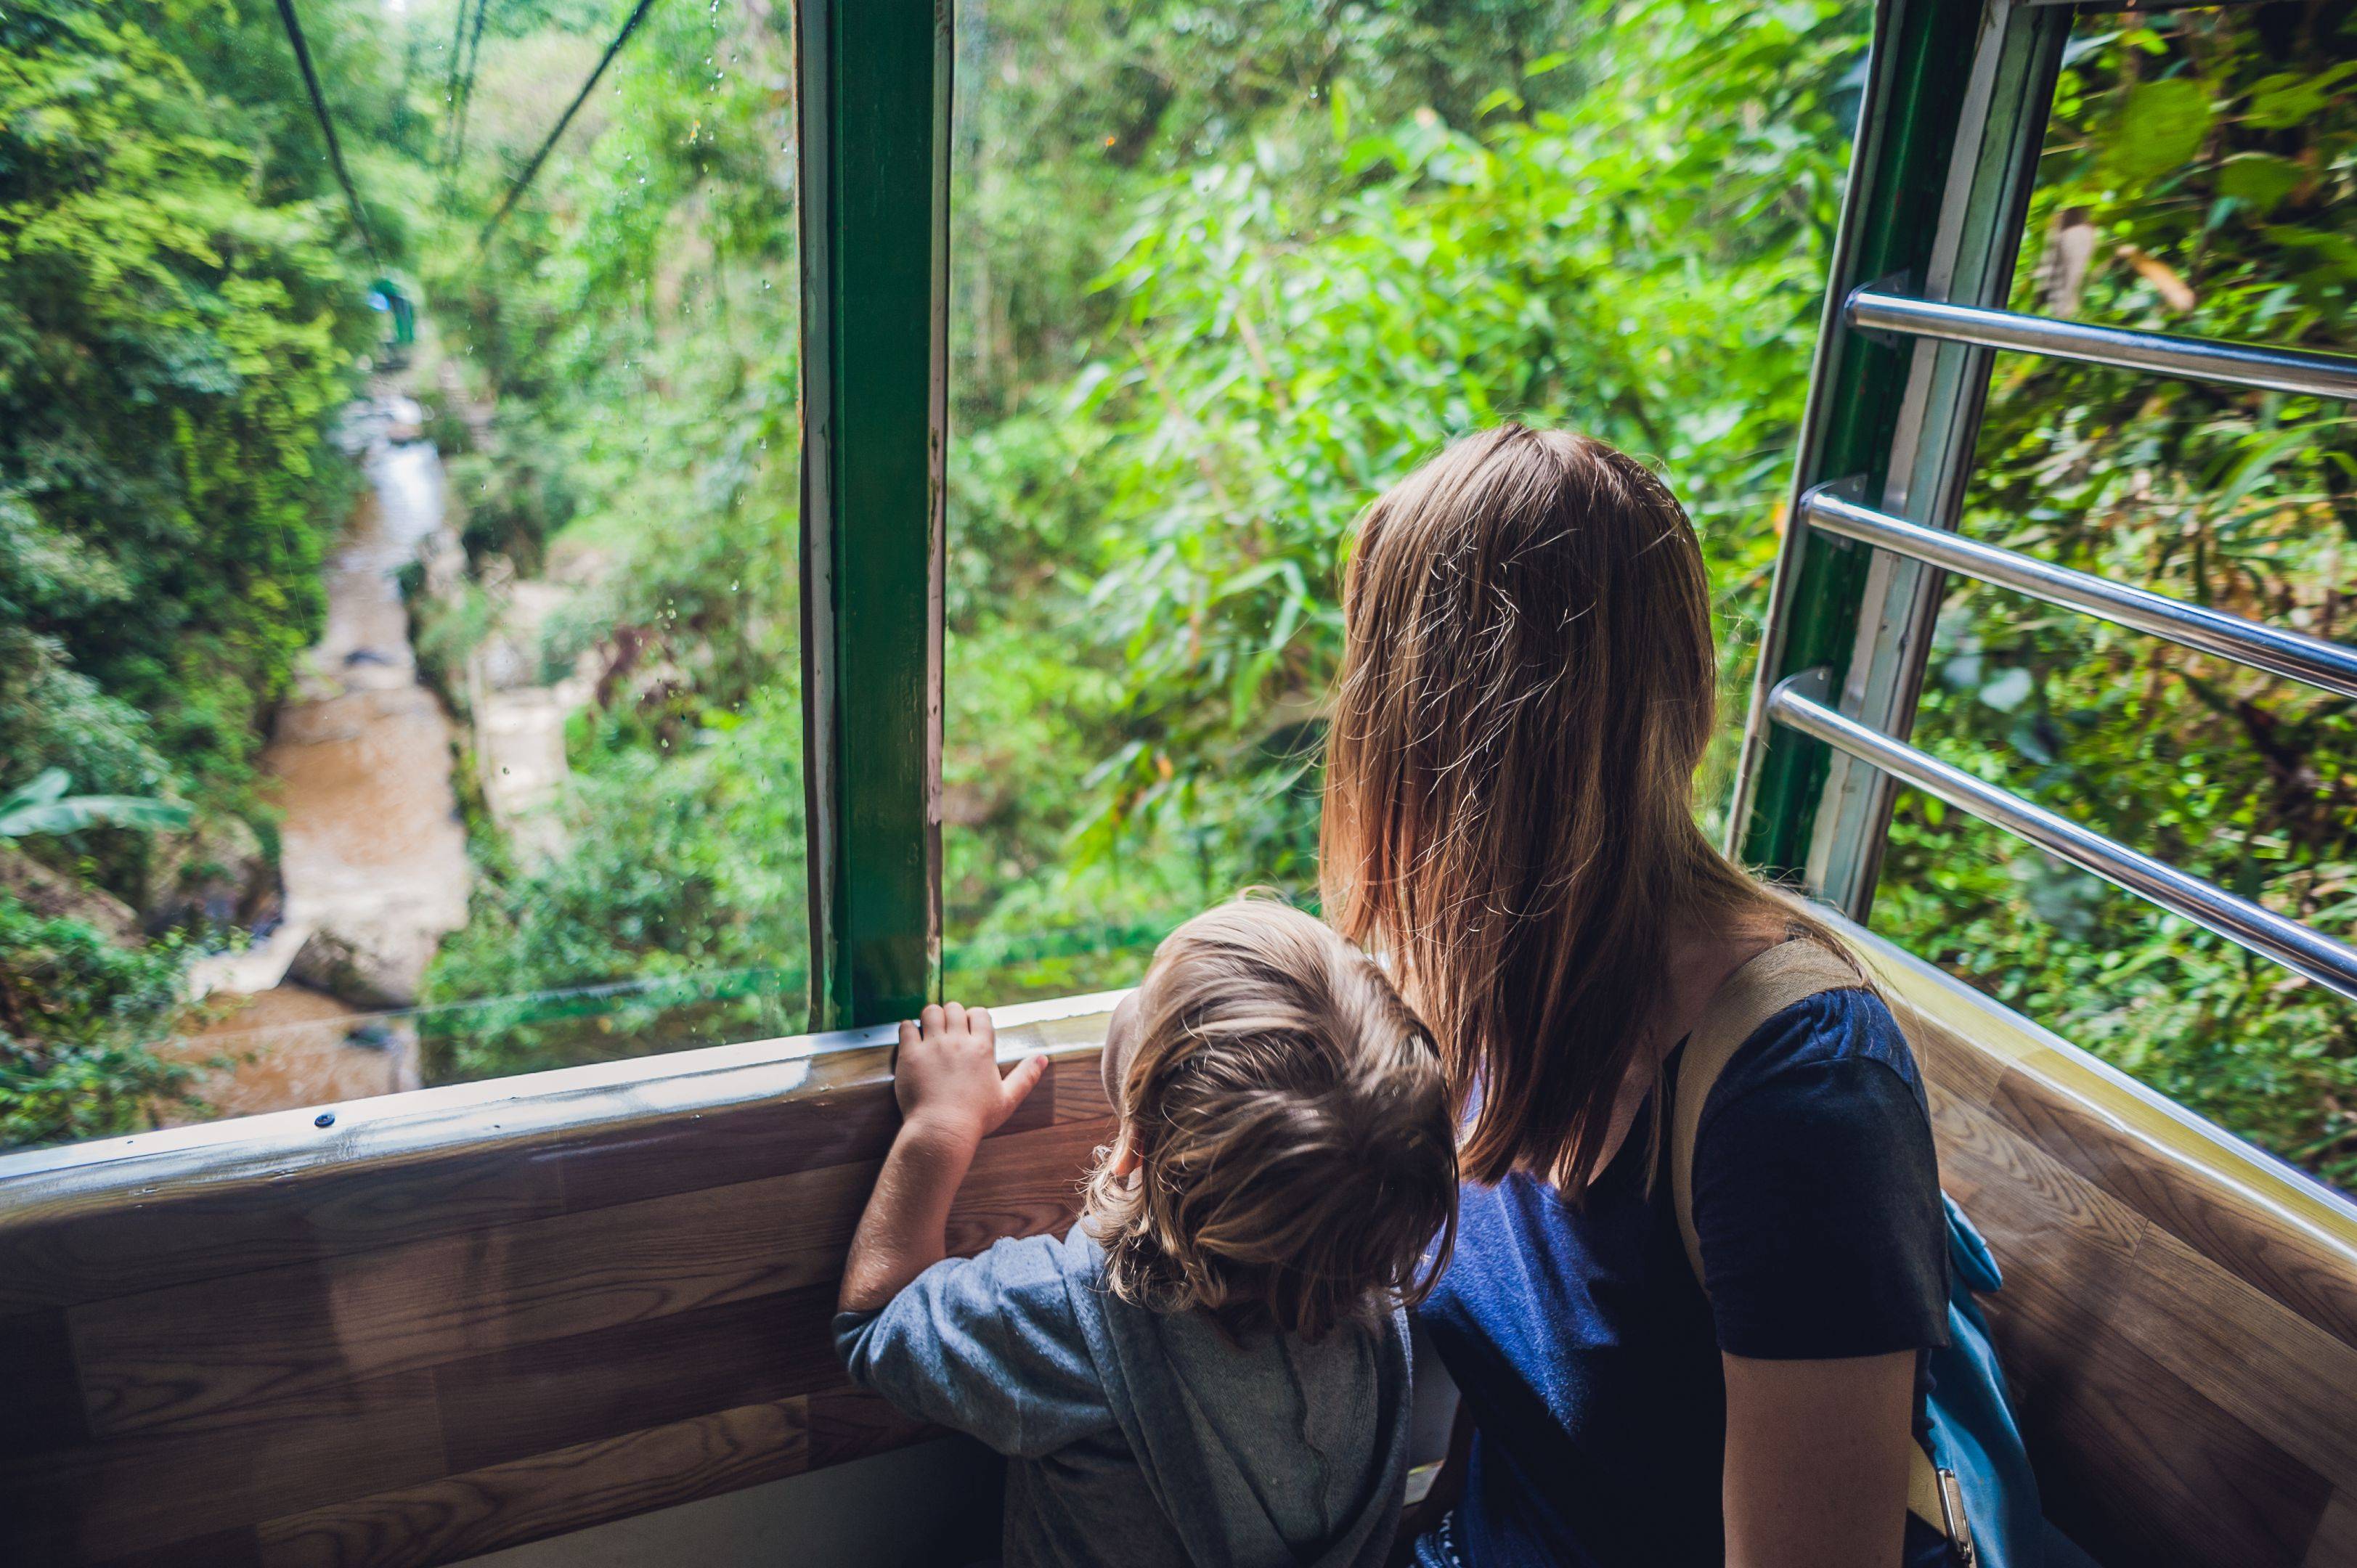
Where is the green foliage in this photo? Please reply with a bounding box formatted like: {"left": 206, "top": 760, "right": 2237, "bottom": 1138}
{"left": 419, "top": 690, "right": 809, "bottom": 1081}
{"left": 0, "top": 0, "right": 399, "bottom": 1144}
{"left": 445, "top": 412, "right": 577, "bottom": 573}
{"left": 1876, "top": 5, "right": 2357, "bottom": 1185}
{"left": 413, "top": 0, "right": 809, "bottom": 1072}
{"left": 0, "top": 0, "right": 375, "bottom": 812}
{"left": 0, "top": 769, "right": 192, "bottom": 838}
{"left": 0, "top": 896, "right": 192, "bottom": 1146}
{"left": 942, "top": 0, "right": 1865, "bottom": 986}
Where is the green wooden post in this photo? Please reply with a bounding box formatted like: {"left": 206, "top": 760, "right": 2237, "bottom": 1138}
{"left": 795, "top": 0, "right": 949, "bottom": 1030}
{"left": 1730, "top": 0, "right": 2066, "bottom": 894}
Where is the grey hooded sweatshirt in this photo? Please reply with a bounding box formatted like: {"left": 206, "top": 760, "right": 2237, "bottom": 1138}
{"left": 834, "top": 1223, "right": 1412, "bottom": 1568}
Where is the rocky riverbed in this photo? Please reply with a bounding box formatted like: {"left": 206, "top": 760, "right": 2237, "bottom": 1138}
{"left": 170, "top": 410, "right": 472, "bottom": 1117}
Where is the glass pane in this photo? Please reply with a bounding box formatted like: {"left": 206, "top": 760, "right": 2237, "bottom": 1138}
{"left": 945, "top": 0, "right": 1873, "bottom": 1000}
{"left": 1873, "top": 6, "right": 2357, "bottom": 1188}
{"left": 0, "top": 0, "right": 805, "bottom": 1151}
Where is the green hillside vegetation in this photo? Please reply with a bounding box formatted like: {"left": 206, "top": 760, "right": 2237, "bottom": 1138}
{"left": 0, "top": 0, "right": 399, "bottom": 1136}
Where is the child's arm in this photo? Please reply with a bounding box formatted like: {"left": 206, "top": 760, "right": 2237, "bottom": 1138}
{"left": 839, "top": 1003, "right": 1048, "bottom": 1314}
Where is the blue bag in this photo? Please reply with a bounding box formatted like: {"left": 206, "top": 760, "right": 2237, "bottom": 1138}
{"left": 1929, "top": 1195, "right": 2043, "bottom": 1567}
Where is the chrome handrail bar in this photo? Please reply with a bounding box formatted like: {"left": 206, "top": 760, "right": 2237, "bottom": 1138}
{"left": 1802, "top": 489, "right": 2357, "bottom": 703}
{"left": 1766, "top": 675, "right": 2357, "bottom": 1001}
{"left": 1847, "top": 290, "right": 2357, "bottom": 402}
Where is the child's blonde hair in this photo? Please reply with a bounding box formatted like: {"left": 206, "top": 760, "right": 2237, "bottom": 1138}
{"left": 1083, "top": 899, "right": 1457, "bottom": 1341}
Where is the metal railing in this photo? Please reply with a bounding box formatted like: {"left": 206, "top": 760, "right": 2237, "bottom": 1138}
{"left": 1847, "top": 290, "right": 2357, "bottom": 402}
{"left": 1801, "top": 489, "right": 2357, "bottom": 703}
{"left": 1767, "top": 676, "right": 2357, "bottom": 1001}
{"left": 1787, "top": 464, "right": 2357, "bottom": 998}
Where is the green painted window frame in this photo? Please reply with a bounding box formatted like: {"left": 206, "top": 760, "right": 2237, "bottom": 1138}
{"left": 793, "top": 0, "right": 2067, "bottom": 1018}
{"left": 795, "top": 0, "right": 951, "bottom": 1029}
{"left": 1730, "top": 0, "right": 2069, "bottom": 905}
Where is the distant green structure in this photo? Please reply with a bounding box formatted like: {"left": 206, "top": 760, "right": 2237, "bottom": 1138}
{"left": 368, "top": 277, "right": 415, "bottom": 362}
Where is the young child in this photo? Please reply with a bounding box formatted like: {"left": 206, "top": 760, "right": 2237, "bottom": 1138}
{"left": 835, "top": 899, "right": 1458, "bottom": 1568}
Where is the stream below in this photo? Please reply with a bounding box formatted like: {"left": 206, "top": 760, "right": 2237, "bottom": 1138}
{"left": 171, "top": 407, "right": 472, "bottom": 1119}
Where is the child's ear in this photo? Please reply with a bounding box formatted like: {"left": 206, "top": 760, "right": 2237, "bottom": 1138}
{"left": 1110, "top": 1130, "right": 1141, "bottom": 1180}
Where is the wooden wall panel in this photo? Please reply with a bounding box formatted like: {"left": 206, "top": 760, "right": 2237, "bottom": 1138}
{"left": 0, "top": 1146, "right": 571, "bottom": 1317}
{"left": 0, "top": 1307, "right": 91, "bottom": 1457}
{"left": 66, "top": 1159, "right": 884, "bottom": 1440}
{"left": 1987, "top": 1064, "right": 2357, "bottom": 1349}
{"left": 8, "top": 956, "right": 2357, "bottom": 1568}
{"left": 0, "top": 1008, "right": 1110, "bottom": 1316}
{"left": 4, "top": 1374, "right": 449, "bottom": 1564}
{"left": 1861, "top": 928, "right": 2357, "bottom": 1568}
{"left": 0, "top": 998, "right": 1120, "bottom": 1568}
{"left": 254, "top": 1397, "right": 814, "bottom": 1568}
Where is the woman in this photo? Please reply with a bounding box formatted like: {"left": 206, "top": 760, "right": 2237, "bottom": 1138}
{"left": 1322, "top": 426, "right": 1953, "bottom": 1568}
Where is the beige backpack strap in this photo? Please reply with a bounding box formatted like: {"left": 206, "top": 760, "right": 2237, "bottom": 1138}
{"left": 1669, "top": 937, "right": 1866, "bottom": 1286}
{"left": 1667, "top": 937, "right": 1966, "bottom": 1552}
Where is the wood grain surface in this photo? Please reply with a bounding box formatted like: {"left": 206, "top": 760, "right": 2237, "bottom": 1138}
{"left": 0, "top": 1000, "right": 1118, "bottom": 1567}
{"left": 5, "top": 947, "right": 2356, "bottom": 1568}
{"left": 1858, "top": 926, "right": 2357, "bottom": 1568}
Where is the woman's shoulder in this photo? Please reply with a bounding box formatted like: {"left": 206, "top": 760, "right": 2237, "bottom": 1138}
{"left": 1688, "top": 984, "right": 1949, "bottom": 1357}
{"left": 1709, "top": 981, "right": 1924, "bottom": 1112}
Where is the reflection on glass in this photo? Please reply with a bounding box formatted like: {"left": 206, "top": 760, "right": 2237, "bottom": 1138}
{"left": 0, "top": 0, "right": 803, "bottom": 1151}
{"left": 943, "top": 0, "right": 1871, "bottom": 1002}
{"left": 1876, "top": 7, "right": 2357, "bottom": 1188}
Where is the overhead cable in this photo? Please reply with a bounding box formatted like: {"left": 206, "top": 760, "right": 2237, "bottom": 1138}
{"left": 476, "top": 0, "right": 664, "bottom": 250}
{"left": 272, "top": 0, "right": 383, "bottom": 265}
{"left": 439, "top": 0, "right": 473, "bottom": 166}
{"left": 447, "top": 0, "right": 498, "bottom": 174}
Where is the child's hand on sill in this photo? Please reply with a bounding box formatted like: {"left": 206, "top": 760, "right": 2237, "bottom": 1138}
{"left": 838, "top": 1002, "right": 1050, "bottom": 1315}
{"left": 894, "top": 1002, "right": 1048, "bottom": 1151}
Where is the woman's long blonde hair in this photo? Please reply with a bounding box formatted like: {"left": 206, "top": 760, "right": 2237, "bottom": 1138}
{"left": 1322, "top": 425, "right": 1841, "bottom": 1198}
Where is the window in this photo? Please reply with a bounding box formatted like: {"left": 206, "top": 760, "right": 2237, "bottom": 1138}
{"left": 1872, "top": 6, "right": 2357, "bottom": 1188}
{"left": 941, "top": 0, "right": 1872, "bottom": 1000}
{"left": 0, "top": 0, "right": 806, "bottom": 1149}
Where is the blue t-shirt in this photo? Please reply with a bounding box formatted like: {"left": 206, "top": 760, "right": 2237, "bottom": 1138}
{"left": 1414, "top": 988, "right": 1952, "bottom": 1568}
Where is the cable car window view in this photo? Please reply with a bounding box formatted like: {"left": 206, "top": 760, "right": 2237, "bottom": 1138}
{"left": 1, "top": 0, "right": 812, "bottom": 1143}
{"left": 2, "top": 0, "right": 2355, "bottom": 1565}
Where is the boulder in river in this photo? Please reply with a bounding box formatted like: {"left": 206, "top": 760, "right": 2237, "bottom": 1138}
{"left": 288, "top": 926, "right": 435, "bottom": 1010}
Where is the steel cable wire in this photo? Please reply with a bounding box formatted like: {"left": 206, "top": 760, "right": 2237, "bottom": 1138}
{"left": 475, "top": 0, "right": 664, "bottom": 252}
{"left": 272, "top": 0, "right": 382, "bottom": 266}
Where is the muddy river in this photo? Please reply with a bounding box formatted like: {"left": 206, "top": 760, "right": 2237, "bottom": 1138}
{"left": 171, "top": 422, "right": 471, "bottom": 1119}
